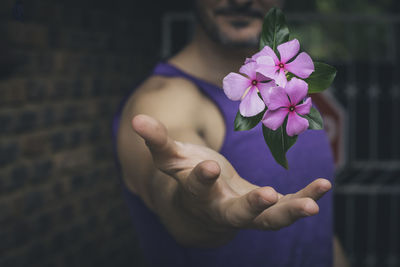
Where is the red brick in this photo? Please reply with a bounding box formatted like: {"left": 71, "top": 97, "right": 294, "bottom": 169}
{"left": 53, "top": 148, "right": 92, "bottom": 173}
{"left": 0, "top": 79, "right": 26, "bottom": 105}
{"left": 6, "top": 21, "right": 48, "bottom": 48}
{"left": 21, "top": 133, "right": 50, "bottom": 158}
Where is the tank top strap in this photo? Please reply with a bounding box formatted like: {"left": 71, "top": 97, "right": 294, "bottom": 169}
{"left": 152, "top": 62, "right": 224, "bottom": 100}
{"left": 153, "top": 62, "right": 197, "bottom": 82}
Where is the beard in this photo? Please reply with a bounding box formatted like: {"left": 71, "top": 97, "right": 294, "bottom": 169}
{"left": 194, "top": 1, "right": 261, "bottom": 48}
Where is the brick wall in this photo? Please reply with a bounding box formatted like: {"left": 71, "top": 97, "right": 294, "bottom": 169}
{"left": 0, "top": 0, "right": 169, "bottom": 266}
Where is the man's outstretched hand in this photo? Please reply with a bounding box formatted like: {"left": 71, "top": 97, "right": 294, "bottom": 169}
{"left": 131, "top": 114, "right": 332, "bottom": 247}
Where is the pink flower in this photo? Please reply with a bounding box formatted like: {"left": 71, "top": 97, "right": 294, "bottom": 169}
{"left": 261, "top": 77, "right": 312, "bottom": 136}
{"left": 223, "top": 62, "right": 275, "bottom": 117}
{"left": 255, "top": 39, "right": 314, "bottom": 88}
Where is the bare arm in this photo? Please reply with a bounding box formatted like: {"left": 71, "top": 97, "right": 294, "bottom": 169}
{"left": 117, "top": 77, "right": 332, "bottom": 247}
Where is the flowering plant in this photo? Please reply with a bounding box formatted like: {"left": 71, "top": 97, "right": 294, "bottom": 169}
{"left": 223, "top": 8, "right": 336, "bottom": 169}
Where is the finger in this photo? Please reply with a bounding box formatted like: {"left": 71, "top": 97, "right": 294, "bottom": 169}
{"left": 184, "top": 160, "right": 220, "bottom": 198}
{"left": 132, "top": 114, "right": 179, "bottom": 159}
{"left": 292, "top": 178, "right": 332, "bottom": 201}
{"left": 224, "top": 187, "right": 278, "bottom": 228}
{"left": 254, "top": 197, "right": 319, "bottom": 230}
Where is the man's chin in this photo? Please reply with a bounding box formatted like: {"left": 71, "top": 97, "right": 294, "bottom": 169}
{"left": 216, "top": 23, "right": 261, "bottom": 48}
{"left": 218, "top": 37, "right": 259, "bottom": 49}
{"left": 216, "top": 31, "right": 260, "bottom": 48}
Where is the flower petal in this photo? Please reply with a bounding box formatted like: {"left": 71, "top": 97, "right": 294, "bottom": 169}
{"left": 256, "top": 46, "right": 280, "bottom": 64}
{"left": 286, "top": 112, "right": 309, "bottom": 136}
{"left": 262, "top": 108, "right": 288, "bottom": 131}
{"left": 256, "top": 57, "right": 278, "bottom": 79}
{"left": 265, "top": 86, "right": 290, "bottom": 110}
{"left": 223, "top": 73, "right": 250, "bottom": 101}
{"left": 285, "top": 52, "right": 315, "bottom": 78}
{"left": 277, "top": 39, "right": 300, "bottom": 64}
{"left": 285, "top": 77, "right": 308, "bottom": 105}
{"left": 257, "top": 81, "right": 276, "bottom": 104}
{"left": 256, "top": 72, "right": 272, "bottom": 82}
{"left": 275, "top": 69, "right": 287, "bottom": 88}
{"left": 244, "top": 57, "right": 254, "bottom": 64}
{"left": 295, "top": 97, "right": 312, "bottom": 115}
{"left": 256, "top": 55, "right": 275, "bottom": 66}
{"left": 239, "top": 62, "right": 258, "bottom": 80}
{"left": 239, "top": 86, "right": 265, "bottom": 117}
{"left": 250, "top": 49, "right": 264, "bottom": 61}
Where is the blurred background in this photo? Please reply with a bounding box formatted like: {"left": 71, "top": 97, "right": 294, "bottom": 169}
{"left": 0, "top": 0, "right": 399, "bottom": 266}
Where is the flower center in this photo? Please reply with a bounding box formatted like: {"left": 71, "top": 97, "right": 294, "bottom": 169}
{"left": 289, "top": 106, "right": 295, "bottom": 112}
{"left": 251, "top": 80, "right": 258, "bottom": 85}
{"left": 278, "top": 63, "right": 285, "bottom": 69}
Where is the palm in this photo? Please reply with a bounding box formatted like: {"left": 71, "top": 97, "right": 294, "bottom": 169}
{"left": 161, "top": 141, "right": 254, "bottom": 194}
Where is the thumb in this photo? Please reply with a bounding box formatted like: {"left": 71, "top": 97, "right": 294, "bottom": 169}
{"left": 132, "top": 114, "right": 179, "bottom": 169}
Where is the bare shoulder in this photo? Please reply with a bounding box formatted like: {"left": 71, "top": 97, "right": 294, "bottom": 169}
{"left": 119, "top": 73, "right": 225, "bottom": 155}
{"left": 121, "top": 75, "right": 206, "bottom": 131}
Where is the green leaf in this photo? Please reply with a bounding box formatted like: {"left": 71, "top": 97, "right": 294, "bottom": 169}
{"left": 262, "top": 122, "right": 297, "bottom": 169}
{"left": 306, "top": 62, "right": 337, "bottom": 94}
{"left": 234, "top": 110, "right": 265, "bottom": 131}
{"left": 304, "top": 107, "right": 324, "bottom": 130}
{"left": 259, "top": 7, "right": 290, "bottom": 52}
{"left": 286, "top": 72, "right": 294, "bottom": 80}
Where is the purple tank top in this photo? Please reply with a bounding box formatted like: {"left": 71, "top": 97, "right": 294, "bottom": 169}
{"left": 112, "top": 62, "right": 334, "bottom": 267}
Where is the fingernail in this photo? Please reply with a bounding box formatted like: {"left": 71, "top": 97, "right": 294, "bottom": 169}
{"left": 318, "top": 187, "right": 326, "bottom": 194}
{"left": 318, "top": 185, "right": 330, "bottom": 194}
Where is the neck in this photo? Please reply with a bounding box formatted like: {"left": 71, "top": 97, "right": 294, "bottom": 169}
{"left": 169, "top": 25, "right": 257, "bottom": 87}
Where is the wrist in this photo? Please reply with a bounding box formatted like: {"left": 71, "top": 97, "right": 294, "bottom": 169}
{"left": 160, "top": 181, "right": 238, "bottom": 248}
